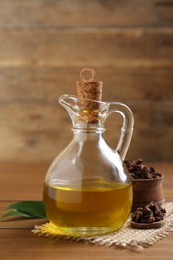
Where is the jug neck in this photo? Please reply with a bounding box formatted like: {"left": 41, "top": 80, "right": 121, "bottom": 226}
{"left": 72, "top": 122, "right": 105, "bottom": 134}
{"left": 72, "top": 127, "right": 105, "bottom": 143}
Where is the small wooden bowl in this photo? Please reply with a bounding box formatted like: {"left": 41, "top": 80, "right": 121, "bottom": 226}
{"left": 131, "top": 219, "right": 165, "bottom": 229}
{"left": 131, "top": 202, "right": 173, "bottom": 229}
{"left": 132, "top": 173, "right": 164, "bottom": 211}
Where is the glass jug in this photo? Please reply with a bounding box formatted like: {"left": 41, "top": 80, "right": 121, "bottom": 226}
{"left": 43, "top": 74, "right": 134, "bottom": 236}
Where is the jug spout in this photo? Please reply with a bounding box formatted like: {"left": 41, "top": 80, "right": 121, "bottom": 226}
{"left": 59, "top": 94, "right": 109, "bottom": 131}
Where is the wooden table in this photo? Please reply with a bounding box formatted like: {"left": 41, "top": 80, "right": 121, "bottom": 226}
{"left": 0, "top": 162, "right": 173, "bottom": 260}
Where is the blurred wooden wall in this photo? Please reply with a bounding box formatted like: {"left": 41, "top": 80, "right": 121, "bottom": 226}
{"left": 0, "top": 0, "right": 173, "bottom": 162}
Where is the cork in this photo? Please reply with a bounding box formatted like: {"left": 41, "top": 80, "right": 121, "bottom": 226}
{"left": 76, "top": 68, "right": 103, "bottom": 123}
{"left": 76, "top": 68, "right": 103, "bottom": 101}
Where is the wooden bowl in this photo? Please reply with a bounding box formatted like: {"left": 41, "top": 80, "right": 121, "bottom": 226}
{"left": 132, "top": 173, "right": 164, "bottom": 211}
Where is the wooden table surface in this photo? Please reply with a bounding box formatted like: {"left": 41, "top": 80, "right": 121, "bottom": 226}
{"left": 0, "top": 162, "right": 173, "bottom": 260}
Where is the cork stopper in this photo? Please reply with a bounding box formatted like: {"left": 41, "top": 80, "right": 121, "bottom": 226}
{"left": 76, "top": 68, "right": 103, "bottom": 101}
{"left": 75, "top": 68, "right": 103, "bottom": 124}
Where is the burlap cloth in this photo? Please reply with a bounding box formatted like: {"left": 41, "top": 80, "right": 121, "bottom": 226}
{"left": 33, "top": 202, "right": 173, "bottom": 252}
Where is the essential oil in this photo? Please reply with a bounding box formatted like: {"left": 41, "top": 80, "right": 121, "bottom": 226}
{"left": 43, "top": 180, "right": 132, "bottom": 236}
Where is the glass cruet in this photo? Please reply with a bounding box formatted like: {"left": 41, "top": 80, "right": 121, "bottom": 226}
{"left": 43, "top": 68, "right": 134, "bottom": 236}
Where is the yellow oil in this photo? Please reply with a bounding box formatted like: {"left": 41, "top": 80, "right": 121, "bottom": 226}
{"left": 43, "top": 181, "right": 132, "bottom": 236}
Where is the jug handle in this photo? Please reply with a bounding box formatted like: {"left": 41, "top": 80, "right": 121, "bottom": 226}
{"left": 106, "top": 102, "right": 134, "bottom": 161}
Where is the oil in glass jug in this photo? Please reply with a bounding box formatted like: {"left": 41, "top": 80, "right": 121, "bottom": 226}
{"left": 43, "top": 68, "right": 134, "bottom": 236}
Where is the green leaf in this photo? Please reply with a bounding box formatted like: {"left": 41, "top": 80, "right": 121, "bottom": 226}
{"left": 1, "top": 201, "right": 46, "bottom": 220}
{"left": 1, "top": 210, "right": 32, "bottom": 219}
{"left": 7, "top": 201, "right": 46, "bottom": 218}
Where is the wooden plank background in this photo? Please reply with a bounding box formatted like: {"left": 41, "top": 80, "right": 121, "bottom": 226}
{"left": 0, "top": 0, "right": 173, "bottom": 162}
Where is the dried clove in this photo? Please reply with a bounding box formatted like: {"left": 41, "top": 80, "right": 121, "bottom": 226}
{"left": 131, "top": 202, "right": 166, "bottom": 224}
{"left": 124, "top": 159, "right": 161, "bottom": 180}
